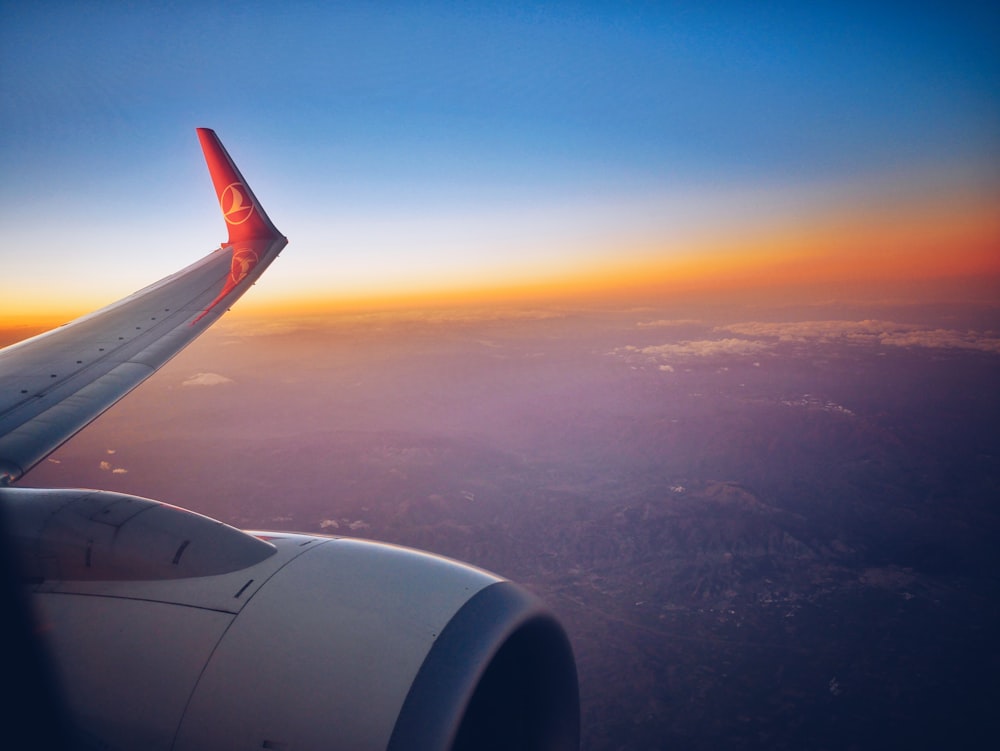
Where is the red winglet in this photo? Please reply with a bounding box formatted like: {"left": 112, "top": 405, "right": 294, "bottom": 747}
{"left": 197, "top": 128, "right": 282, "bottom": 246}
{"left": 191, "top": 129, "right": 287, "bottom": 325}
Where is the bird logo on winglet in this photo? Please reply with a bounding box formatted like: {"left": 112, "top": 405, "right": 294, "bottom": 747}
{"left": 220, "top": 182, "right": 255, "bottom": 225}
{"left": 230, "top": 248, "right": 259, "bottom": 283}
{"left": 191, "top": 246, "right": 261, "bottom": 325}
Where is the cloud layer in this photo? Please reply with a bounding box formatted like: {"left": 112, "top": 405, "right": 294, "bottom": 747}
{"left": 718, "top": 320, "right": 1000, "bottom": 354}
{"left": 182, "top": 373, "right": 234, "bottom": 387}
{"left": 622, "top": 319, "right": 1000, "bottom": 369}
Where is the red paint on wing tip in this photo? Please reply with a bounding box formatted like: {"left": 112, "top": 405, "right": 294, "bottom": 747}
{"left": 197, "top": 128, "right": 281, "bottom": 246}
{"left": 190, "top": 245, "right": 264, "bottom": 326}
{"left": 190, "top": 129, "right": 287, "bottom": 327}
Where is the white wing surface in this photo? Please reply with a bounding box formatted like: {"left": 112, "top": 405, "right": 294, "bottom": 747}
{"left": 0, "top": 129, "right": 287, "bottom": 485}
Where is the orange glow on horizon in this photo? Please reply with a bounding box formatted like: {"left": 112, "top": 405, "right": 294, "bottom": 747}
{"left": 4, "top": 189, "right": 998, "bottom": 329}
{"left": 244, "top": 191, "right": 1000, "bottom": 314}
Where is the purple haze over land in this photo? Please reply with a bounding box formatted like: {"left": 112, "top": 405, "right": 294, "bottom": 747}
{"left": 18, "top": 299, "right": 1000, "bottom": 749}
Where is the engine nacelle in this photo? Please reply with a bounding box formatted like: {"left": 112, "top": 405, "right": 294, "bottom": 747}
{"left": 5, "top": 488, "right": 579, "bottom": 750}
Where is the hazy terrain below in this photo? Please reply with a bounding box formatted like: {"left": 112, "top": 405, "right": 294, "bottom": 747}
{"left": 17, "top": 301, "right": 1000, "bottom": 749}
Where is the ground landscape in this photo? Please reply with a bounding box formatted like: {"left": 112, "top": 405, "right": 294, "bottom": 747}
{"left": 13, "top": 299, "right": 1000, "bottom": 750}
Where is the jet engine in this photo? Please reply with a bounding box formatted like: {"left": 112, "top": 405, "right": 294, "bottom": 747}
{"left": 6, "top": 487, "right": 579, "bottom": 750}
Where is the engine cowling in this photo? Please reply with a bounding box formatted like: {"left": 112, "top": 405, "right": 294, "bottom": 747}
{"left": 6, "top": 488, "right": 579, "bottom": 750}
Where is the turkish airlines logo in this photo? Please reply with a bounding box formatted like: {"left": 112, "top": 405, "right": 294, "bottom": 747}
{"left": 231, "top": 248, "right": 259, "bottom": 283}
{"left": 220, "top": 182, "right": 255, "bottom": 225}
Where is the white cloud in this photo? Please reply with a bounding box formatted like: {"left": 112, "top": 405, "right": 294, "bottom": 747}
{"left": 718, "top": 320, "right": 1000, "bottom": 354}
{"left": 112, "top": 468, "right": 128, "bottom": 474}
{"left": 99, "top": 461, "right": 111, "bottom": 471}
{"left": 618, "top": 319, "right": 1000, "bottom": 370}
{"left": 637, "top": 319, "right": 703, "bottom": 328}
{"left": 319, "top": 519, "right": 340, "bottom": 530}
{"left": 639, "top": 338, "right": 770, "bottom": 358}
{"left": 718, "top": 320, "right": 901, "bottom": 343}
{"left": 878, "top": 329, "right": 1000, "bottom": 353}
{"left": 182, "top": 372, "right": 234, "bottom": 387}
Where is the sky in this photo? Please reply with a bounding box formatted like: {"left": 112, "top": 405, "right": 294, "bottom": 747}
{"left": 1, "top": 1, "right": 998, "bottom": 322}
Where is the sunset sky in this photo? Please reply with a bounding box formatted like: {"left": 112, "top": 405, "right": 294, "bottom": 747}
{"left": 1, "top": 1, "right": 998, "bottom": 322}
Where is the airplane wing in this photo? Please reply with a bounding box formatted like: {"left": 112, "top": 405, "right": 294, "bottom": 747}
{"left": 0, "top": 130, "right": 579, "bottom": 750}
{"left": 0, "top": 129, "right": 287, "bottom": 485}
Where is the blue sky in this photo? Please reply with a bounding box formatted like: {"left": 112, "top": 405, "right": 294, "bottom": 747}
{"left": 1, "top": 1, "right": 997, "bottom": 316}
